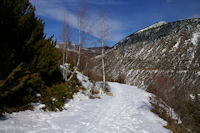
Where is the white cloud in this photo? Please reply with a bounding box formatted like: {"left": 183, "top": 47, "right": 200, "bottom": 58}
{"left": 189, "top": 14, "right": 200, "bottom": 19}
{"left": 88, "top": 0, "right": 124, "bottom": 5}
{"left": 167, "top": 0, "right": 172, "bottom": 3}
{"left": 30, "top": 0, "right": 126, "bottom": 42}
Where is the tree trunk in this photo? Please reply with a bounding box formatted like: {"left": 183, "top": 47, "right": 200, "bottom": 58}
{"left": 102, "top": 16, "right": 106, "bottom": 90}
{"left": 76, "top": 16, "right": 82, "bottom": 71}
{"left": 62, "top": 44, "right": 65, "bottom": 80}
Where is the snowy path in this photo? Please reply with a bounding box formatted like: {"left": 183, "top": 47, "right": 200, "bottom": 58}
{"left": 0, "top": 82, "right": 170, "bottom": 133}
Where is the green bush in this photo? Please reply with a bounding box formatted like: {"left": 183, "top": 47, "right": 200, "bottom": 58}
{"left": 40, "top": 73, "right": 86, "bottom": 111}
{"left": 40, "top": 84, "right": 66, "bottom": 111}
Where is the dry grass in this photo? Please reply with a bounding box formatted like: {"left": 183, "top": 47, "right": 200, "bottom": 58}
{"left": 149, "top": 97, "right": 191, "bottom": 133}
{"left": 146, "top": 75, "right": 200, "bottom": 133}
{"left": 105, "top": 92, "right": 113, "bottom": 96}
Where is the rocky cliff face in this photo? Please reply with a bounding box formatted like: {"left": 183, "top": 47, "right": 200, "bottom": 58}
{"left": 96, "top": 18, "right": 200, "bottom": 93}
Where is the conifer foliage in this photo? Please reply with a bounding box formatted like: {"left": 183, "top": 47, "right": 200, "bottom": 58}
{"left": 0, "top": 0, "right": 64, "bottom": 114}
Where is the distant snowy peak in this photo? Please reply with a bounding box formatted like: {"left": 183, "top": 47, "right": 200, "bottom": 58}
{"left": 136, "top": 21, "right": 168, "bottom": 33}
{"left": 114, "top": 21, "right": 168, "bottom": 49}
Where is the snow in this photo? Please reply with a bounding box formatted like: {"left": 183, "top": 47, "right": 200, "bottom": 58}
{"left": 136, "top": 21, "right": 168, "bottom": 33}
{"left": 173, "top": 39, "right": 181, "bottom": 49}
{"left": 197, "top": 71, "right": 200, "bottom": 76}
{"left": 77, "top": 72, "right": 104, "bottom": 96}
{"left": 190, "top": 93, "right": 200, "bottom": 100}
{"left": 0, "top": 82, "right": 171, "bottom": 133}
{"left": 190, "top": 94, "right": 195, "bottom": 100}
{"left": 135, "top": 47, "right": 145, "bottom": 57}
{"left": 191, "top": 32, "right": 200, "bottom": 45}
{"left": 162, "top": 48, "right": 167, "bottom": 53}
{"left": 77, "top": 72, "right": 93, "bottom": 90}
{"left": 36, "top": 93, "right": 41, "bottom": 97}
{"left": 60, "top": 63, "right": 70, "bottom": 70}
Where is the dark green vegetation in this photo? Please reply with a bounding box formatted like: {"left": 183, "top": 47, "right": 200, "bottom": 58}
{"left": 0, "top": 0, "right": 84, "bottom": 115}
{"left": 41, "top": 73, "right": 86, "bottom": 111}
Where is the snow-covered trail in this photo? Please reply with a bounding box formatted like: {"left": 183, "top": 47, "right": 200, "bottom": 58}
{"left": 0, "top": 82, "right": 171, "bottom": 133}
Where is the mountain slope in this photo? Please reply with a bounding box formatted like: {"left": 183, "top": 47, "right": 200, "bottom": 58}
{"left": 95, "top": 18, "right": 200, "bottom": 91}
{"left": 94, "top": 18, "right": 200, "bottom": 132}
{"left": 0, "top": 82, "right": 170, "bottom": 133}
{"left": 102, "top": 18, "right": 199, "bottom": 80}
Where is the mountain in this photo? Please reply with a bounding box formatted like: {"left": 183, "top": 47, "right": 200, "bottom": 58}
{"left": 96, "top": 18, "right": 200, "bottom": 89}
{"left": 94, "top": 18, "right": 200, "bottom": 132}
{"left": 57, "top": 43, "right": 110, "bottom": 56}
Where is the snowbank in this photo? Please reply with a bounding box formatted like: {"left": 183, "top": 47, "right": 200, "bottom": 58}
{"left": 77, "top": 72, "right": 104, "bottom": 96}
{"left": 0, "top": 82, "right": 171, "bottom": 133}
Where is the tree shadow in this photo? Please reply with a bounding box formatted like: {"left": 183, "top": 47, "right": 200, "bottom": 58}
{"left": 0, "top": 115, "right": 11, "bottom": 120}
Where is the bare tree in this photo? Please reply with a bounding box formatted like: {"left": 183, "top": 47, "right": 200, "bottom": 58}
{"left": 101, "top": 14, "right": 106, "bottom": 90}
{"left": 99, "top": 13, "right": 111, "bottom": 90}
{"left": 76, "top": 1, "right": 88, "bottom": 69}
{"left": 68, "top": 1, "right": 91, "bottom": 81}
{"left": 62, "top": 14, "right": 66, "bottom": 80}
{"left": 62, "top": 13, "right": 71, "bottom": 81}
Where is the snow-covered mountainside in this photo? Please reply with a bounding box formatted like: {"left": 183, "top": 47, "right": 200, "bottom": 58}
{"left": 95, "top": 18, "right": 200, "bottom": 91}
{"left": 0, "top": 82, "right": 171, "bottom": 133}
{"left": 93, "top": 18, "right": 200, "bottom": 132}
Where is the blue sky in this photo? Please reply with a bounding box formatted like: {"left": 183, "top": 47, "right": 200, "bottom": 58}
{"left": 30, "top": 0, "right": 200, "bottom": 47}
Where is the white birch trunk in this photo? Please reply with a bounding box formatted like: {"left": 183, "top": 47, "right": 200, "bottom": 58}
{"left": 62, "top": 43, "right": 65, "bottom": 80}
{"left": 102, "top": 16, "right": 106, "bottom": 90}
{"left": 76, "top": 17, "right": 82, "bottom": 70}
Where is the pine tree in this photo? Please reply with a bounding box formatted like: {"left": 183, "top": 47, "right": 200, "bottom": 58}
{"left": 0, "top": 0, "right": 63, "bottom": 114}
